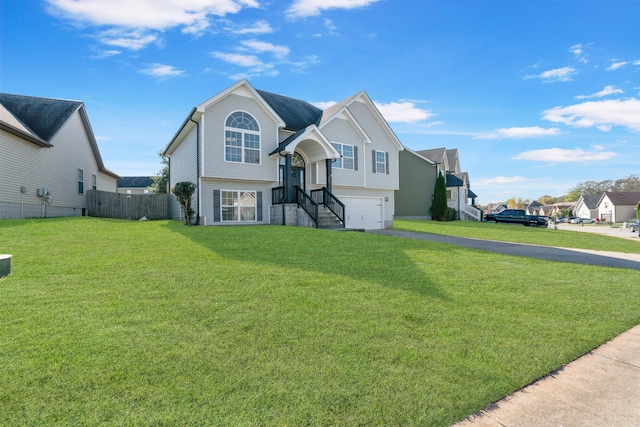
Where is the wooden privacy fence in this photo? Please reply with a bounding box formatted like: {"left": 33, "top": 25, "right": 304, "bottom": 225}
{"left": 87, "top": 190, "right": 171, "bottom": 220}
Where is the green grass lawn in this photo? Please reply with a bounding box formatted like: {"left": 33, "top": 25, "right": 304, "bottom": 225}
{"left": 1, "top": 218, "right": 639, "bottom": 426}
{"left": 394, "top": 219, "right": 640, "bottom": 254}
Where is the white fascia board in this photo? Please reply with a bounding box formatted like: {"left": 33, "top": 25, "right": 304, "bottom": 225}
{"left": 197, "top": 79, "right": 286, "bottom": 128}
{"left": 345, "top": 91, "right": 405, "bottom": 151}
{"left": 319, "top": 107, "right": 371, "bottom": 144}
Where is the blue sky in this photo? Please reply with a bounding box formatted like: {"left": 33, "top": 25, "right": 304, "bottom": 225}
{"left": 2, "top": 0, "right": 639, "bottom": 204}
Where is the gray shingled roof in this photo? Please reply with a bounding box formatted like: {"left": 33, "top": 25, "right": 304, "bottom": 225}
{"left": 416, "top": 148, "right": 446, "bottom": 164}
{"left": 0, "top": 93, "right": 82, "bottom": 142}
{"left": 256, "top": 89, "right": 322, "bottom": 131}
{"left": 118, "top": 176, "right": 154, "bottom": 188}
{"left": 604, "top": 191, "right": 640, "bottom": 206}
{"left": 581, "top": 194, "right": 601, "bottom": 209}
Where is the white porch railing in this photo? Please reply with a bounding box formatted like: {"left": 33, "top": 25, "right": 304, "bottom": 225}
{"left": 448, "top": 200, "right": 482, "bottom": 221}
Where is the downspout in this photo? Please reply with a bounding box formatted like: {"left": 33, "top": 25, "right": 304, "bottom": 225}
{"left": 189, "top": 116, "right": 201, "bottom": 225}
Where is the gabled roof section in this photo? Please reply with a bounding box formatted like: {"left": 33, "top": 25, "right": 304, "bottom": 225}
{"left": 579, "top": 194, "right": 601, "bottom": 209}
{"left": 403, "top": 147, "right": 437, "bottom": 165}
{"left": 0, "top": 93, "right": 82, "bottom": 142}
{"left": 269, "top": 124, "right": 340, "bottom": 161}
{"left": 417, "top": 148, "right": 447, "bottom": 165}
{"left": 118, "top": 176, "right": 154, "bottom": 188}
{"left": 320, "top": 91, "right": 404, "bottom": 151}
{"left": 602, "top": 191, "right": 640, "bottom": 206}
{"left": 527, "top": 200, "right": 543, "bottom": 208}
{"left": 256, "top": 89, "right": 322, "bottom": 131}
{"left": 445, "top": 148, "right": 460, "bottom": 173}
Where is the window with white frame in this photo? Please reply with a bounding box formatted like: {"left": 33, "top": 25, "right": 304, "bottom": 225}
{"left": 225, "top": 112, "right": 260, "bottom": 164}
{"left": 332, "top": 142, "right": 355, "bottom": 170}
{"left": 375, "top": 150, "right": 386, "bottom": 174}
{"left": 92, "top": 174, "right": 97, "bottom": 191}
{"left": 221, "top": 190, "right": 256, "bottom": 222}
{"left": 78, "top": 169, "right": 84, "bottom": 194}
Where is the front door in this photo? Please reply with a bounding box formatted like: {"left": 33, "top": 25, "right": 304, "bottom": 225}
{"left": 291, "top": 152, "right": 305, "bottom": 191}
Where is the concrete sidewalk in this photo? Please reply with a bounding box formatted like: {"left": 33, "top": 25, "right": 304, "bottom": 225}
{"left": 453, "top": 324, "right": 640, "bottom": 426}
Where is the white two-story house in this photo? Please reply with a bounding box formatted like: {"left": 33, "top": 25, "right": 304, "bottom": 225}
{"left": 163, "top": 79, "right": 404, "bottom": 229}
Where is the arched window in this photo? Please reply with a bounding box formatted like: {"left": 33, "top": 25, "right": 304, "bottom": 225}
{"left": 225, "top": 112, "right": 260, "bottom": 164}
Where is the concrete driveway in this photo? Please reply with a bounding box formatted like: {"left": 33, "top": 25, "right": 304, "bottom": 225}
{"left": 554, "top": 223, "right": 640, "bottom": 240}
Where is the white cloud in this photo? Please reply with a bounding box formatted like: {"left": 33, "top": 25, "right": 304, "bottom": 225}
{"left": 46, "top": 0, "right": 259, "bottom": 28}
{"left": 311, "top": 101, "right": 337, "bottom": 110}
{"left": 286, "top": 0, "right": 379, "bottom": 18}
{"left": 606, "top": 61, "right": 627, "bottom": 71}
{"left": 240, "top": 40, "right": 289, "bottom": 59}
{"left": 513, "top": 147, "right": 617, "bottom": 162}
{"left": 569, "top": 43, "right": 588, "bottom": 63}
{"left": 543, "top": 98, "right": 640, "bottom": 133}
{"left": 373, "top": 101, "right": 436, "bottom": 123}
{"left": 477, "top": 126, "right": 561, "bottom": 139}
{"left": 525, "top": 66, "right": 576, "bottom": 82}
{"left": 139, "top": 63, "right": 186, "bottom": 79}
{"left": 96, "top": 29, "right": 159, "bottom": 50}
{"left": 228, "top": 20, "right": 274, "bottom": 35}
{"left": 575, "top": 85, "right": 624, "bottom": 99}
{"left": 473, "top": 176, "right": 531, "bottom": 188}
{"left": 46, "top": 0, "right": 260, "bottom": 49}
{"left": 211, "top": 52, "right": 264, "bottom": 67}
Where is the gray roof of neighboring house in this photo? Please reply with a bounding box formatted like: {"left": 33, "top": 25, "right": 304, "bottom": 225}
{"left": 118, "top": 176, "right": 154, "bottom": 188}
{"left": 527, "top": 200, "right": 542, "bottom": 208}
{"left": 0, "top": 93, "right": 82, "bottom": 142}
{"left": 416, "top": 148, "right": 446, "bottom": 164}
{"left": 580, "top": 194, "right": 601, "bottom": 209}
{"left": 603, "top": 191, "right": 640, "bottom": 206}
{"left": 256, "top": 89, "right": 322, "bottom": 132}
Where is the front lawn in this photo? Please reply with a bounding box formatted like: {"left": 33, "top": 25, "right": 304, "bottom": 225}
{"left": 1, "top": 218, "right": 639, "bottom": 426}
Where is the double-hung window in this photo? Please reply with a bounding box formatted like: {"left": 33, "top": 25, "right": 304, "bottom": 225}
{"left": 332, "top": 143, "right": 355, "bottom": 170}
{"left": 225, "top": 112, "right": 260, "bottom": 164}
{"left": 221, "top": 190, "right": 256, "bottom": 222}
{"left": 92, "top": 174, "right": 97, "bottom": 191}
{"left": 375, "top": 150, "right": 387, "bottom": 174}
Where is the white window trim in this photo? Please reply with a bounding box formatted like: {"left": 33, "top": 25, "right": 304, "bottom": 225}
{"left": 332, "top": 142, "right": 355, "bottom": 170}
{"left": 375, "top": 150, "right": 386, "bottom": 174}
{"left": 220, "top": 190, "right": 257, "bottom": 222}
{"left": 224, "top": 111, "right": 261, "bottom": 165}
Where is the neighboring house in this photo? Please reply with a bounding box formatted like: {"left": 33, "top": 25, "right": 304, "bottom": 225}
{"left": 118, "top": 176, "right": 155, "bottom": 194}
{"left": 526, "top": 200, "right": 542, "bottom": 215}
{"left": 394, "top": 149, "right": 437, "bottom": 219}
{"left": 539, "top": 202, "right": 576, "bottom": 217}
{"left": 573, "top": 194, "right": 601, "bottom": 219}
{"left": 163, "top": 79, "right": 403, "bottom": 229}
{"left": 398, "top": 147, "right": 480, "bottom": 221}
{"left": 0, "top": 93, "right": 120, "bottom": 219}
{"left": 596, "top": 191, "right": 640, "bottom": 223}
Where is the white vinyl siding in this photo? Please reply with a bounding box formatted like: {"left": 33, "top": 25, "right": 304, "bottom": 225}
{"left": 0, "top": 109, "right": 118, "bottom": 218}
{"left": 199, "top": 178, "right": 272, "bottom": 225}
{"left": 168, "top": 125, "right": 198, "bottom": 221}
{"left": 347, "top": 101, "right": 400, "bottom": 190}
{"left": 202, "top": 93, "right": 279, "bottom": 182}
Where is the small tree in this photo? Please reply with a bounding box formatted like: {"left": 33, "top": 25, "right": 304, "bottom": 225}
{"left": 152, "top": 151, "right": 169, "bottom": 194}
{"left": 431, "top": 172, "right": 448, "bottom": 221}
{"left": 172, "top": 181, "right": 196, "bottom": 225}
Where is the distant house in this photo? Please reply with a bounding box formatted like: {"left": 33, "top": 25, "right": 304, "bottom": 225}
{"left": 573, "top": 195, "right": 601, "bottom": 219}
{"left": 539, "top": 202, "right": 576, "bottom": 217}
{"left": 163, "top": 79, "right": 403, "bottom": 229}
{"left": 526, "top": 200, "right": 543, "bottom": 215}
{"left": 597, "top": 191, "right": 640, "bottom": 223}
{"left": 396, "top": 147, "right": 480, "bottom": 220}
{"left": 0, "top": 93, "right": 120, "bottom": 219}
{"left": 118, "top": 177, "right": 155, "bottom": 194}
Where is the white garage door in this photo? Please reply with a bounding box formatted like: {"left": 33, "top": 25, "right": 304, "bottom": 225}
{"left": 340, "top": 196, "right": 384, "bottom": 230}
